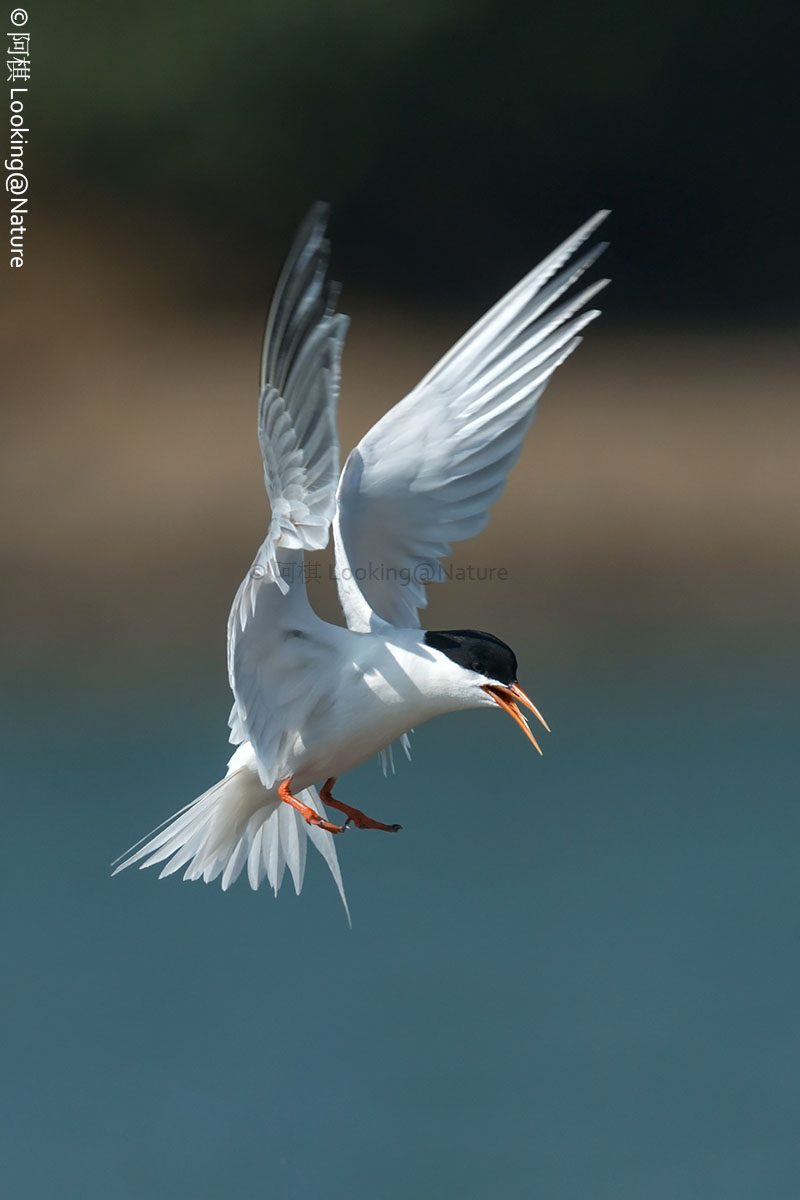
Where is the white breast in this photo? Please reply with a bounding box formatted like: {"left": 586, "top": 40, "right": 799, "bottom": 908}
{"left": 286, "top": 628, "right": 476, "bottom": 790}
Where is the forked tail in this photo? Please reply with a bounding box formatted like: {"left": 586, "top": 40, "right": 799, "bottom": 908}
{"left": 113, "top": 745, "right": 349, "bottom": 920}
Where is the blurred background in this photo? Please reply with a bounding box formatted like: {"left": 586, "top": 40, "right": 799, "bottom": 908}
{"left": 2, "top": 1, "right": 799, "bottom": 1197}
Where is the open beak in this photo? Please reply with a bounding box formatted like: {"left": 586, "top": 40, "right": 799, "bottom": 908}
{"left": 480, "top": 682, "right": 550, "bottom": 755}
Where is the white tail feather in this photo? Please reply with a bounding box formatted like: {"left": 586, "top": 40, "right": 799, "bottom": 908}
{"left": 113, "top": 743, "right": 349, "bottom": 921}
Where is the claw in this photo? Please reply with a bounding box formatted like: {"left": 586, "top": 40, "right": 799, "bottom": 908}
{"left": 320, "top": 778, "right": 403, "bottom": 833}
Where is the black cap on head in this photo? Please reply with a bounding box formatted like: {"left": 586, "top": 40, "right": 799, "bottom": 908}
{"left": 424, "top": 629, "right": 517, "bottom": 685}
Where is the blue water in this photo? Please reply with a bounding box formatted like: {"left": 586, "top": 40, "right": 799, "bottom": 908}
{"left": 1, "top": 649, "right": 798, "bottom": 1198}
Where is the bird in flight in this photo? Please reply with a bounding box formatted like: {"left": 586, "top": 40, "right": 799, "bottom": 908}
{"left": 115, "top": 205, "right": 609, "bottom": 915}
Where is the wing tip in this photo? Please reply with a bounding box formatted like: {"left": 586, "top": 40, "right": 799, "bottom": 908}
{"left": 584, "top": 208, "right": 611, "bottom": 233}
{"left": 563, "top": 209, "right": 611, "bottom": 257}
{"left": 307, "top": 199, "right": 331, "bottom": 234}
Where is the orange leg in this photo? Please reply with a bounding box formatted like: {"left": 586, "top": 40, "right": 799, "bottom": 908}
{"left": 278, "top": 778, "right": 345, "bottom": 834}
{"left": 320, "top": 778, "right": 402, "bottom": 832}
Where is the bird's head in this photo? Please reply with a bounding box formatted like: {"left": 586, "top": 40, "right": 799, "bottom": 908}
{"left": 422, "top": 629, "right": 549, "bottom": 753}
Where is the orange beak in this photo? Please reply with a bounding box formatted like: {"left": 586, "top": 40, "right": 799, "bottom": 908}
{"left": 480, "top": 682, "right": 550, "bottom": 755}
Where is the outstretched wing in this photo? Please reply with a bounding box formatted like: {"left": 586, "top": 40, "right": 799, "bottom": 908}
{"left": 228, "top": 206, "right": 348, "bottom": 782}
{"left": 333, "top": 211, "right": 609, "bottom": 631}
{"left": 246, "top": 202, "right": 348, "bottom": 594}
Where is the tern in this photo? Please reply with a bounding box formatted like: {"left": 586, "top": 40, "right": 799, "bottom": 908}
{"left": 115, "top": 205, "right": 609, "bottom": 913}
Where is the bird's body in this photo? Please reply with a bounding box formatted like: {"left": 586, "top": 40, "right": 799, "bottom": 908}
{"left": 231, "top": 546, "right": 507, "bottom": 791}
{"left": 115, "top": 205, "right": 609, "bottom": 912}
{"left": 265, "top": 623, "right": 462, "bottom": 792}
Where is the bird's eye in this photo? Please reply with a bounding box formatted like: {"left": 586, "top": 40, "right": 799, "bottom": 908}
{"left": 472, "top": 661, "right": 482, "bottom": 673}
